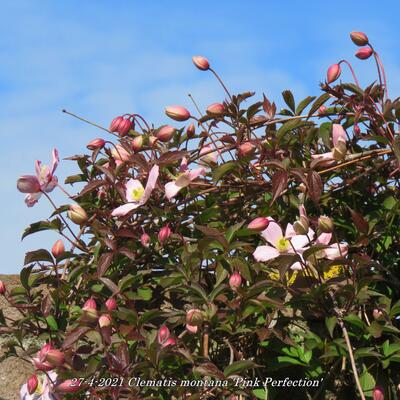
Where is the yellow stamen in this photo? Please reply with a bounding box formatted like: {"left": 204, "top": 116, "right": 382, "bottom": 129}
{"left": 276, "top": 237, "right": 290, "bottom": 252}
{"left": 131, "top": 187, "right": 144, "bottom": 202}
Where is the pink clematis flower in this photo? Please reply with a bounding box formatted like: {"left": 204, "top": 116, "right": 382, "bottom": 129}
{"left": 253, "top": 219, "right": 314, "bottom": 270}
{"left": 111, "top": 165, "right": 159, "bottom": 217}
{"left": 165, "top": 158, "right": 205, "bottom": 200}
{"left": 316, "top": 233, "right": 349, "bottom": 259}
{"left": 20, "top": 371, "right": 59, "bottom": 400}
{"left": 17, "top": 149, "right": 59, "bottom": 207}
{"left": 31, "top": 343, "right": 56, "bottom": 372}
{"left": 311, "top": 124, "right": 347, "bottom": 165}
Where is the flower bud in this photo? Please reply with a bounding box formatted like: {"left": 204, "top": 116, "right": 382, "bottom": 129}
{"left": 293, "top": 216, "right": 310, "bottom": 235}
{"left": 186, "top": 123, "right": 195, "bottom": 138}
{"left": 350, "top": 31, "right": 369, "bottom": 46}
{"left": 157, "top": 325, "right": 170, "bottom": 345}
{"left": 109, "top": 116, "right": 132, "bottom": 136}
{"left": 327, "top": 63, "right": 341, "bottom": 84}
{"left": 17, "top": 175, "right": 41, "bottom": 193}
{"left": 51, "top": 239, "right": 65, "bottom": 258}
{"left": 0, "top": 280, "right": 5, "bottom": 295}
{"left": 165, "top": 105, "right": 191, "bottom": 122}
{"left": 55, "top": 380, "right": 82, "bottom": 393}
{"left": 248, "top": 217, "right": 270, "bottom": 231}
{"left": 318, "top": 105, "right": 327, "bottom": 115}
{"left": 229, "top": 272, "right": 242, "bottom": 289}
{"left": 140, "top": 232, "right": 151, "bottom": 247}
{"left": 373, "top": 308, "right": 384, "bottom": 320}
{"left": 238, "top": 142, "right": 256, "bottom": 157}
{"left": 109, "top": 116, "right": 124, "bottom": 132}
{"left": 157, "top": 125, "right": 176, "bottom": 142}
{"left": 105, "top": 298, "right": 117, "bottom": 311}
{"left": 318, "top": 216, "right": 334, "bottom": 233}
{"left": 83, "top": 298, "right": 97, "bottom": 310}
{"left": 99, "top": 314, "right": 112, "bottom": 328}
{"left": 186, "top": 324, "right": 198, "bottom": 334}
{"left": 158, "top": 225, "right": 172, "bottom": 244}
{"left": 192, "top": 55, "right": 210, "bottom": 71}
{"left": 355, "top": 46, "right": 373, "bottom": 60}
{"left": 148, "top": 135, "right": 157, "bottom": 147}
{"left": 67, "top": 204, "right": 88, "bottom": 225}
{"left": 332, "top": 138, "right": 347, "bottom": 161}
{"left": 372, "top": 386, "right": 384, "bottom": 400}
{"left": 162, "top": 337, "right": 176, "bottom": 348}
{"left": 206, "top": 103, "right": 225, "bottom": 117}
{"left": 27, "top": 375, "right": 38, "bottom": 395}
{"left": 199, "top": 145, "right": 218, "bottom": 164}
{"left": 354, "top": 124, "right": 361, "bottom": 135}
{"left": 131, "top": 135, "right": 143, "bottom": 152}
{"left": 186, "top": 309, "right": 203, "bottom": 327}
{"left": 87, "top": 138, "right": 105, "bottom": 150}
{"left": 112, "top": 144, "right": 131, "bottom": 162}
{"left": 45, "top": 349, "right": 65, "bottom": 367}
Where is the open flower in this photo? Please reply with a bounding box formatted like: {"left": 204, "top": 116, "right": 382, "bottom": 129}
{"left": 17, "top": 149, "right": 59, "bottom": 207}
{"left": 165, "top": 158, "right": 205, "bottom": 200}
{"left": 111, "top": 165, "right": 159, "bottom": 217}
{"left": 20, "top": 372, "right": 59, "bottom": 400}
{"left": 253, "top": 219, "right": 314, "bottom": 270}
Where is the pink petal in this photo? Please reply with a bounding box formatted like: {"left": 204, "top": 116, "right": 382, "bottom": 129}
{"left": 285, "top": 223, "right": 296, "bottom": 238}
{"left": 180, "top": 157, "right": 188, "bottom": 172}
{"left": 324, "top": 243, "right": 348, "bottom": 260}
{"left": 111, "top": 202, "right": 139, "bottom": 217}
{"left": 141, "top": 165, "right": 159, "bottom": 205}
{"left": 186, "top": 324, "right": 198, "bottom": 334}
{"left": 332, "top": 124, "right": 346, "bottom": 147}
{"left": 289, "top": 234, "right": 309, "bottom": 250}
{"left": 261, "top": 221, "right": 282, "bottom": 246}
{"left": 187, "top": 167, "right": 205, "bottom": 181}
{"left": 17, "top": 175, "right": 41, "bottom": 193}
{"left": 25, "top": 192, "right": 42, "bottom": 207}
{"left": 44, "top": 176, "right": 58, "bottom": 193}
{"left": 290, "top": 261, "right": 303, "bottom": 271}
{"left": 51, "top": 148, "right": 59, "bottom": 175}
{"left": 35, "top": 160, "right": 42, "bottom": 178}
{"left": 316, "top": 233, "right": 332, "bottom": 245}
{"left": 165, "top": 181, "right": 181, "bottom": 200}
{"left": 253, "top": 245, "right": 280, "bottom": 262}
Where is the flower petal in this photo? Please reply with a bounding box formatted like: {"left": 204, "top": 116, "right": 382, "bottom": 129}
{"left": 261, "top": 221, "right": 282, "bottom": 247}
{"left": 187, "top": 167, "right": 205, "bottom": 181}
{"left": 289, "top": 234, "right": 309, "bottom": 250}
{"left": 51, "top": 148, "right": 59, "bottom": 175}
{"left": 141, "top": 165, "right": 159, "bottom": 204}
{"left": 111, "top": 202, "right": 139, "bottom": 217}
{"left": 253, "top": 245, "right": 280, "bottom": 262}
{"left": 25, "top": 192, "right": 42, "bottom": 207}
{"left": 17, "top": 175, "right": 41, "bottom": 193}
{"left": 316, "top": 232, "right": 332, "bottom": 245}
{"left": 324, "top": 242, "right": 348, "bottom": 260}
{"left": 332, "top": 124, "right": 346, "bottom": 147}
{"left": 165, "top": 181, "right": 182, "bottom": 200}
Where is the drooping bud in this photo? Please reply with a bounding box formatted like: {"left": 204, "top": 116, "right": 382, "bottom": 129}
{"left": 87, "top": 138, "right": 105, "bottom": 151}
{"left": 158, "top": 225, "right": 172, "bottom": 244}
{"left": 27, "top": 374, "right": 38, "bottom": 395}
{"left": 293, "top": 216, "right": 310, "bottom": 235}
{"left": 355, "top": 47, "right": 373, "bottom": 60}
{"left": 350, "top": 31, "right": 369, "bottom": 46}
{"left": 55, "top": 380, "right": 82, "bottom": 393}
{"left": 192, "top": 55, "right": 210, "bottom": 71}
{"left": 83, "top": 298, "right": 97, "bottom": 310}
{"left": 99, "top": 314, "right": 112, "bottom": 328}
{"left": 165, "top": 105, "right": 191, "bottom": 121}
{"left": 206, "top": 103, "right": 225, "bottom": 117}
{"left": 140, "top": 232, "right": 151, "bottom": 247}
{"left": 131, "top": 135, "right": 143, "bottom": 152}
{"left": 0, "top": 280, "right": 5, "bottom": 295}
{"left": 238, "top": 142, "right": 256, "bottom": 157}
{"left": 81, "top": 298, "right": 98, "bottom": 323}
{"left": 157, "top": 125, "right": 176, "bottom": 142}
{"left": 229, "top": 272, "right": 242, "bottom": 290}
{"left": 67, "top": 204, "right": 88, "bottom": 225}
{"left": 318, "top": 216, "right": 334, "bottom": 233}
{"left": 17, "top": 175, "right": 41, "bottom": 193}
{"left": 109, "top": 116, "right": 132, "bottom": 136}
{"left": 45, "top": 349, "right": 65, "bottom": 367}
{"left": 51, "top": 239, "right": 65, "bottom": 258}
{"left": 109, "top": 116, "right": 124, "bottom": 132}
{"left": 161, "top": 337, "right": 176, "bottom": 348}
{"left": 186, "top": 309, "right": 203, "bottom": 327}
{"left": 186, "top": 123, "right": 195, "bottom": 138}
{"left": 372, "top": 386, "right": 384, "bottom": 400}
{"left": 327, "top": 64, "right": 341, "bottom": 84}
{"left": 373, "top": 308, "right": 384, "bottom": 320}
{"left": 111, "top": 144, "right": 131, "bottom": 162}
{"left": 105, "top": 298, "right": 117, "bottom": 311}
{"left": 157, "top": 325, "right": 170, "bottom": 345}
{"left": 248, "top": 217, "right": 270, "bottom": 231}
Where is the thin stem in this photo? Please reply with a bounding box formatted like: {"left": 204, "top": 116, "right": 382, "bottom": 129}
{"left": 209, "top": 68, "right": 232, "bottom": 101}
{"left": 339, "top": 60, "right": 360, "bottom": 87}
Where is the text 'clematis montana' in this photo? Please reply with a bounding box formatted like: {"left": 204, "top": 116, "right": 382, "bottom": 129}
{"left": 17, "top": 149, "right": 59, "bottom": 207}
{"left": 253, "top": 219, "right": 315, "bottom": 270}
{"left": 165, "top": 158, "right": 205, "bottom": 200}
{"left": 111, "top": 165, "right": 159, "bottom": 217}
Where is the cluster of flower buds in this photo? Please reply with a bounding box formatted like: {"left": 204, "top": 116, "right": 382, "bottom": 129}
{"left": 157, "top": 325, "right": 176, "bottom": 348}
{"left": 109, "top": 116, "right": 132, "bottom": 136}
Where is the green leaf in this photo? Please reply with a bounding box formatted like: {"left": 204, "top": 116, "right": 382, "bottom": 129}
{"left": 212, "top": 161, "right": 237, "bottom": 182}
{"left": 252, "top": 388, "right": 268, "bottom": 399}
{"left": 20, "top": 266, "right": 33, "bottom": 290}
{"left": 22, "top": 219, "right": 62, "bottom": 240}
{"left": 343, "top": 314, "right": 365, "bottom": 330}
{"left": 282, "top": 90, "right": 295, "bottom": 112}
{"left": 137, "top": 287, "right": 152, "bottom": 301}
{"left": 46, "top": 315, "right": 58, "bottom": 331}
{"left": 359, "top": 370, "right": 375, "bottom": 396}
{"left": 318, "top": 122, "right": 332, "bottom": 148}
{"left": 24, "top": 249, "right": 54, "bottom": 265}
{"left": 308, "top": 93, "right": 330, "bottom": 117}
{"left": 325, "top": 316, "right": 337, "bottom": 338}
{"left": 223, "top": 360, "right": 256, "bottom": 377}
{"left": 296, "top": 96, "right": 316, "bottom": 115}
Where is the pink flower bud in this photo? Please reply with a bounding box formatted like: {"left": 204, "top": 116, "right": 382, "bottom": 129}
{"left": 229, "top": 272, "right": 242, "bottom": 289}
{"left": 158, "top": 225, "right": 172, "bottom": 244}
{"left": 165, "top": 105, "right": 191, "bottom": 121}
{"left": 83, "top": 298, "right": 97, "bottom": 311}
{"left": 55, "top": 380, "right": 82, "bottom": 393}
{"left": 157, "top": 125, "right": 176, "bottom": 142}
{"left": 109, "top": 116, "right": 124, "bottom": 132}
{"left": 149, "top": 135, "right": 157, "bottom": 147}
{"left": 248, "top": 217, "right": 270, "bottom": 231}
{"left": 293, "top": 216, "right": 310, "bottom": 235}
{"left": 318, "top": 216, "right": 334, "bottom": 233}
{"left": 373, "top": 308, "right": 384, "bottom": 320}
{"left": 373, "top": 386, "right": 384, "bottom": 400}
{"left": 140, "top": 232, "right": 151, "bottom": 247}
{"left": 17, "top": 175, "right": 41, "bottom": 193}
{"left": 67, "top": 204, "right": 88, "bottom": 225}
{"left": 111, "top": 144, "right": 131, "bottom": 162}
{"left": 354, "top": 124, "right": 361, "bottom": 135}
{"left": 238, "top": 141, "right": 256, "bottom": 157}
{"left": 206, "top": 103, "right": 225, "bottom": 117}
{"left": 355, "top": 46, "right": 373, "bottom": 60}
{"left": 45, "top": 349, "right": 65, "bottom": 367}
{"left": 27, "top": 375, "right": 38, "bottom": 395}
{"left": 350, "top": 31, "right": 369, "bottom": 46}
{"left": 118, "top": 118, "right": 132, "bottom": 137}
{"left": 51, "top": 239, "right": 65, "bottom": 258}
{"left": 318, "top": 105, "right": 327, "bottom": 115}
{"left": 131, "top": 135, "right": 143, "bottom": 152}
{"left": 161, "top": 337, "right": 176, "bottom": 348}
{"left": 186, "top": 309, "right": 203, "bottom": 326}
{"left": 186, "top": 324, "right": 198, "bottom": 334}
{"left": 87, "top": 138, "right": 105, "bottom": 150}
{"left": 186, "top": 123, "right": 195, "bottom": 138}
{"left": 105, "top": 298, "right": 117, "bottom": 311}
{"left": 0, "top": 280, "right": 5, "bottom": 295}
{"left": 192, "top": 55, "right": 210, "bottom": 71}
{"left": 327, "top": 63, "right": 341, "bottom": 84}
{"left": 99, "top": 314, "right": 112, "bottom": 328}
{"left": 157, "top": 325, "right": 170, "bottom": 344}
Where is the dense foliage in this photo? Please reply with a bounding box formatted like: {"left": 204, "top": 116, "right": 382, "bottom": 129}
{"left": 1, "top": 32, "right": 400, "bottom": 399}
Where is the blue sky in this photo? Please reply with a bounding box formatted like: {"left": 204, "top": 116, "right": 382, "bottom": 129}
{"left": 1, "top": 0, "right": 399, "bottom": 273}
